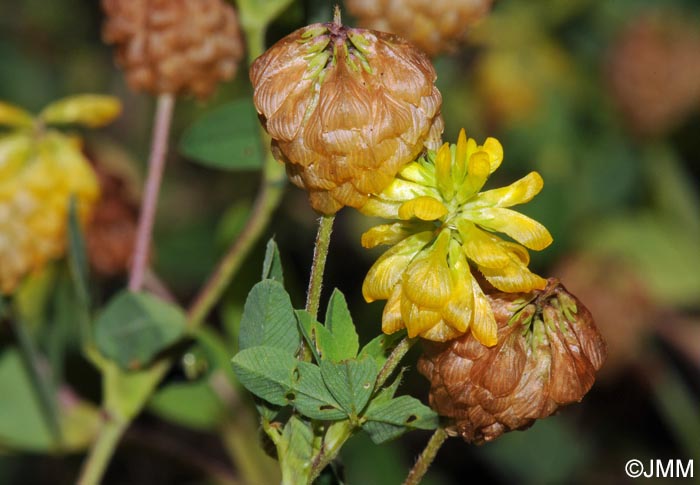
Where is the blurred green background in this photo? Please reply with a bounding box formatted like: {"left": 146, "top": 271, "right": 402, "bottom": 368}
{"left": 1, "top": 0, "right": 699, "bottom": 483}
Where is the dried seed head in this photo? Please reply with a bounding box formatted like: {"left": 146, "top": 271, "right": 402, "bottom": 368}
{"left": 85, "top": 149, "right": 141, "bottom": 278}
{"left": 417, "top": 279, "right": 606, "bottom": 444}
{"left": 606, "top": 11, "right": 700, "bottom": 136}
{"left": 102, "top": 0, "right": 244, "bottom": 99}
{"left": 250, "top": 18, "right": 443, "bottom": 214}
{"left": 346, "top": 0, "right": 493, "bottom": 56}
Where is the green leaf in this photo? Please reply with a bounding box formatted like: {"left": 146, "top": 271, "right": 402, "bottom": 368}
{"left": 278, "top": 416, "right": 315, "bottom": 485}
{"left": 320, "top": 357, "right": 377, "bottom": 417}
{"left": 179, "top": 99, "right": 263, "bottom": 171}
{"left": 239, "top": 280, "right": 299, "bottom": 354}
{"left": 359, "top": 331, "right": 405, "bottom": 368}
{"left": 0, "top": 349, "right": 53, "bottom": 450}
{"left": 94, "top": 291, "right": 187, "bottom": 370}
{"left": 262, "top": 238, "right": 284, "bottom": 283}
{"left": 67, "top": 197, "right": 89, "bottom": 307}
{"left": 149, "top": 379, "right": 224, "bottom": 431}
{"left": 231, "top": 347, "right": 295, "bottom": 406}
{"left": 362, "top": 396, "right": 438, "bottom": 444}
{"left": 373, "top": 367, "right": 406, "bottom": 405}
{"left": 324, "top": 289, "right": 359, "bottom": 361}
{"left": 232, "top": 346, "right": 346, "bottom": 420}
{"left": 295, "top": 309, "right": 321, "bottom": 361}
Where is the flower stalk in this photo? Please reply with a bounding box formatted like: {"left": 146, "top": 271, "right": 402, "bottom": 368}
{"left": 403, "top": 427, "right": 448, "bottom": 485}
{"left": 128, "top": 93, "right": 175, "bottom": 292}
{"left": 305, "top": 214, "right": 335, "bottom": 319}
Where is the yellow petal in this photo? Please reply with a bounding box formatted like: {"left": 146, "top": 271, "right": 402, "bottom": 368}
{"left": 478, "top": 246, "right": 547, "bottom": 293}
{"left": 381, "top": 284, "right": 405, "bottom": 334}
{"left": 457, "top": 150, "right": 491, "bottom": 203}
{"left": 452, "top": 128, "right": 468, "bottom": 185}
{"left": 399, "top": 161, "right": 435, "bottom": 186}
{"left": 398, "top": 196, "right": 448, "bottom": 221}
{"left": 470, "top": 279, "right": 497, "bottom": 347}
{"left": 434, "top": 143, "right": 454, "bottom": 201}
{"left": 401, "top": 298, "right": 442, "bottom": 337}
{"left": 0, "top": 102, "right": 33, "bottom": 128}
{"left": 361, "top": 222, "right": 414, "bottom": 248}
{"left": 402, "top": 232, "right": 451, "bottom": 308}
{"left": 419, "top": 321, "right": 463, "bottom": 342}
{"left": 0, "top": 134, "right": 32, "bottom": 179}
{"left": 456, "top": 220, "right": 512, "bottom": 268}
{"left": 39, "top": 95, "right": 121, "bottom": 128}
{"left": 359, "top": 197, "right": 401, "bottom": 218}
{"left": 481, "top": 137, "right": 503, "bottom": 173}
{"left": 465, "top": 207, "right": 553, "bottom": 250}
{"left": 362, "top": 231, "right": 431, "bottom": 301}
{"left": 468, "top": 172, "right": 544, "bottom": 209}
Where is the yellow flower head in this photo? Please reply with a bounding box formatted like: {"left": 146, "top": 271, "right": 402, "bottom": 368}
{"left": 0, "top": 95, "right": 121, "bottom": 294}
{"left": 361, "top": 129, "right": 552, "bottom": 345}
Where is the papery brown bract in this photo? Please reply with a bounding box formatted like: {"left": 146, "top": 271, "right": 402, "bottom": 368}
{"left": 417, "top": 279, "right": 606, "bottom": 444}
{"left": 346, "top": 0, "right": 493, "bottom": 56}
{"left": 102, "top": 0, "right": 244, "bottom": 99}
{"left": 250, "top": 21, "right": 443, "bottom": 214}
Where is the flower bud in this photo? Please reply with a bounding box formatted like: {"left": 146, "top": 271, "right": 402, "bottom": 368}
{"left": 102, "top": 0, "right": 244, "bottom": 99}
{"left": 250, "top": 18, "right": 443, "bottom": 214}
{"left": 346, "top": 0, "right": 493, "bottom": 56}
{"left": 417, "top": 279, "right": 606, "bottom": 443}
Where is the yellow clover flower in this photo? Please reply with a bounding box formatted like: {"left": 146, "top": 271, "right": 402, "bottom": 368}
{"left": 0, "top": 95, "right": 121, "bottom": 294}
{"left": 361, "top": 129, "right": 552, "bottom": 345}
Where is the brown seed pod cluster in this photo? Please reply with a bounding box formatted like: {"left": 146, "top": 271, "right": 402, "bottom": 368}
{"left": 346, "top": 0, "right": 493, "bottom": 56}
{"left": 250, "top": 19, "right": 443, "bottom": 214}
{"left": 418, "top": 279, "right": 606, "bottom": 444}
{"left": 85, "top": 156, "right": 140, "bottom": 279}
{"left": 606, "top": 11, "right": 700, "bottom": 136}
{"left": 102, "top": 0, "right": 244, "bottom": 99}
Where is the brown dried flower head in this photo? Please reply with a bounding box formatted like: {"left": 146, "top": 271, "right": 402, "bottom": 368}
{"left": 418, "top": 279, "right": 606, "bottom": 444}
{"left": 85, "top": 152, "right": 141, "bottom": 278}
{"left": 102, "top": 0, "right": 244, "bottom": 99}
{"left": 606, "top": 11, "right": 700, "bottom": 136}
{"left": 250, "top": 15, "right": 444, "bottom": 214}
{"left": 346, "top": 0, "right": 493, "bottom": 56}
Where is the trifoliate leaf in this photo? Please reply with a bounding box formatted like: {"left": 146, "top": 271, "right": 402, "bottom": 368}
{"left": 320, "top": 357, "right": 378, "bottom": 416}
{"left": 362, "top": 396, "right": 438, "bottom": 444}
{"left": 239, "top": 280, "right": 299, "bottom": 354}
{"left": 95, "top": 291, "right": 187, "bottom": 370}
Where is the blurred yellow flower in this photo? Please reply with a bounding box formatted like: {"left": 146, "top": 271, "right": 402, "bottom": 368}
{"left": 0, "top": 95, "right": 121, "bottom": 294}
{"left": 361, "top": 129, "right": 552, "bottom": 344}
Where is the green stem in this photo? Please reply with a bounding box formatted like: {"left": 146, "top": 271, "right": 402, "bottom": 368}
{"left": 403, "top": 427, "right": 448, "bottom": 485}
{"left": 77, "top": 17, "right": 286, "bottom": 485}
{"left": 9, "top": 311, "right": 63, "bottom": 447}
{"left": 308, "top": 421, "right": 353, "bottom": 483}
{"left": 305, "top": 215, "right": 335, "bottom": 319}
{"left": 76, "top": 416, "right": 128, "bottom": 485}
{"left": 376, "top": 337, "right": 416, "bottom": 390}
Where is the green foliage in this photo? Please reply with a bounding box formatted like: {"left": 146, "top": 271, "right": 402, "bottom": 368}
{"left": 149, "top": 379, "right": 224, "bottom": 431}
{"left": 262, "top": 238, "right": 285, "bottom": 283}
{"left": 179, "top": 99, "right": 263, "bottom": 171}
{"left": 0, "top": 349, "right": 54, "bottom": 450}
{"left": 94, "top": 291, "right": 187, "bottom": 370}
{"left": 362, "top": 396, "right": 439, "bottom": 444}
{"left": 238, "top": 280, "right": 299, "bottom": 354}
{"left": 319, "top": 358, "right": 377, "bottom": 418}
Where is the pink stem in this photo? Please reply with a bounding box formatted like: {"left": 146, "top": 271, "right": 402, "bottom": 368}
{"left": 128, "top": 94, "right": 175, "bottom": 292}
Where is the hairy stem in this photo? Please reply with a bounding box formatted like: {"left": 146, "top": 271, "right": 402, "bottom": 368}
{"left": 305, "top": 214, "right": 335, "bottom": 319}
{"left": 403, "top": 427, "right": 448, "bottom": 485}
{"left": 376, "top": 337, "right": 416, "bottom": 390}
{"left": 128, "top": 93, "right": 175, "bottom": 292}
